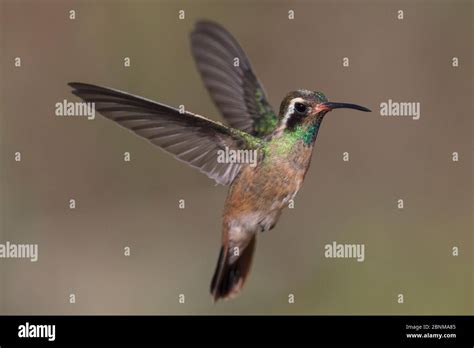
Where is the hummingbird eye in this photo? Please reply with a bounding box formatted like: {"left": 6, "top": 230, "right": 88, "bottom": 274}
{"left": 294, "top": 102, "right": 307, "bottom": 114}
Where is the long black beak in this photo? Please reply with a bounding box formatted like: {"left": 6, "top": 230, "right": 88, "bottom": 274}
{"left": 320, "top": 102, "right": 371, "bottom": 112}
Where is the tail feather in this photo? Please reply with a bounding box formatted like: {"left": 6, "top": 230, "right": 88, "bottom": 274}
{"left": 210, "top": 235, "right": 256, "bottom": 301}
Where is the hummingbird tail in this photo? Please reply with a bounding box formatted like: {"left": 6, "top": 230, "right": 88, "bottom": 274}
{"left": 210, "top": 235, "right": 256, "bottom": 302}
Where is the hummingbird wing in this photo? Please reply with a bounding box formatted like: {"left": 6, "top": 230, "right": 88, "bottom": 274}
{"left": 190, "top": 20, "right": 277, "bottom": 138}
{"left": 68, "top": 82, "right": 262, "bottom": 186}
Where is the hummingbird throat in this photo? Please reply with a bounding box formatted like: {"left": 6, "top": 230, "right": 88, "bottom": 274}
{"left": 286, "top": 118, "right": 322, "bottom": 146}
{"left": 270, "top": 120, "right": 321, "bottom": 158}
{"left": 298, "top": 123, "right": 319, "bottom": 145}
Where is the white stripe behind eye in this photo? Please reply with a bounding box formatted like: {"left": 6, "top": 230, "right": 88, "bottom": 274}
{"left": 282, "top": 97, "right": 306, "bottom": 126}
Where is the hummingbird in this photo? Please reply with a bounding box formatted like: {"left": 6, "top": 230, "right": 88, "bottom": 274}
{"left": 68, "top": 20, "right": 370, "bottom": 301}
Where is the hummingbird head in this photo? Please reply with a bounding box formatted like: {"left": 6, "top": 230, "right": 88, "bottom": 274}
{"left": 275, "top": 90, "right": 371, "bottom": 143}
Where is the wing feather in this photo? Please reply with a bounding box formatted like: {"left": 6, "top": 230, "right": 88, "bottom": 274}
{"left": 191, "top": 21, "right": 277, "bottom": 137}
{"left": 68, "top": 82, "right": 262, "bottom": 185}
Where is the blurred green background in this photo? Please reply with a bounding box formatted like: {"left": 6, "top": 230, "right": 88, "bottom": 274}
{"left": 0, "top": 0, "right": 472, "bottom": 314}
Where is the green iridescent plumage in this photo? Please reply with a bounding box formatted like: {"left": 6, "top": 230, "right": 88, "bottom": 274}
{"left": 229, "top": 127, "right": 265, "bottom": 149}
{"left": 266, "top": 123, "right": 320, "bottom": 158}
{"left": 313, "top": 91, "right": 328, "bottom": 103}
{"left": 253, "top": 88, "right": 278, "bottom": 137}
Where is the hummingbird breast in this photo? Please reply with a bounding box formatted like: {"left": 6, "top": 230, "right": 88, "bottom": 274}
{"left": 223, "top": 140, "right": 314, "bottom": 234}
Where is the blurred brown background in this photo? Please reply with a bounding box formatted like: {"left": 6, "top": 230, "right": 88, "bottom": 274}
{"left": 0, "top": 0, "right": 472, "bottom": 314}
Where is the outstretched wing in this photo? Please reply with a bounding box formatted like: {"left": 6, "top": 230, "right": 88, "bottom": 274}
{"left": 68, "top": 82, "right": 262, "bottom": 185}
{"left": 191, "top": 20, "right": 277, "bottom": 138}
